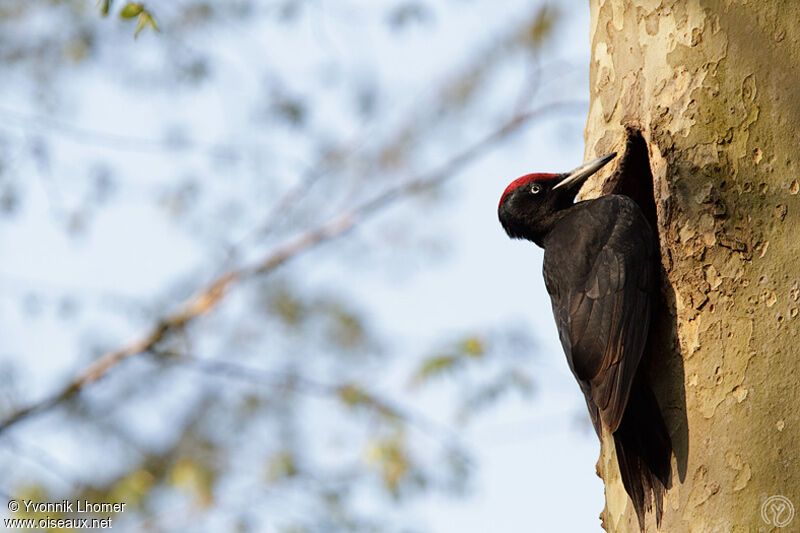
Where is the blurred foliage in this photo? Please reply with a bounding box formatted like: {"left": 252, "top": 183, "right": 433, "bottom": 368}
{"left": 169, "top": 457, "right": 215, "bottom": 507}
{"left": 0, "top": 0, "right": 575, "bottom": 532}
{"left": 267, "top": 450, "right": 298, "bottom": 483}
{"left": 409, "top": 336, "right": 484, "bottom": 387}
{"left": 525, "top": 4, "right": 560, "bottom": 48}
{"left": 365, "top": 429, "right": 415, "bottom": 496}
{"left": 411, "top": 331, "right": 536, "bottom": 423}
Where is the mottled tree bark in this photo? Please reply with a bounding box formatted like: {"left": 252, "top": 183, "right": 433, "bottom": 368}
{"left": 583, "top": 1, "right": 800, "bottom": 531}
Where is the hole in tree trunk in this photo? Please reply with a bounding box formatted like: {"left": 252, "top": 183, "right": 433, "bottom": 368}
{"left": 603, "top": 127, "right": 690, "bottom": 485}
{"left": 603, "top": 127, "right": 658, "bottom": 232}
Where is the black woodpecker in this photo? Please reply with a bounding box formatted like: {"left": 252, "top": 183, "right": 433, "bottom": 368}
{"left": 497, "top": 153, "right": 671, "bottom": 529}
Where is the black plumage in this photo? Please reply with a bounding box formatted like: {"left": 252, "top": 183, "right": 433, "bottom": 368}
{"left": 498, "top": 154, "right": 671, "bottom": 529}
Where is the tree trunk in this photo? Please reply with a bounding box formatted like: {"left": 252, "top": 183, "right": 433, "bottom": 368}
{"left": 583, "top": 1, "right": 800, "bottom": 531}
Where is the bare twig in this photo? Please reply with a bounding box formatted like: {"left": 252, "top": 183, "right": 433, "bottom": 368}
{"left": 0, "top": 101, "right": 584, "bottom": 435}
{"left": 221, "top": 131, "right": 372, "bottom": 268}
{"left": 0, "top": 436, "right": 89, "bottom": 491}
{"left": 171, "top": 355, "right": 455, "bottom": 441}
{"left": 0, "top": 107, "right": 240, "bottom": 161}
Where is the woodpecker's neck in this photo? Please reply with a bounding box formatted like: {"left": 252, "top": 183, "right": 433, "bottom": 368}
{"left": 531, "top": 208, "right": 574, "bottom": 247}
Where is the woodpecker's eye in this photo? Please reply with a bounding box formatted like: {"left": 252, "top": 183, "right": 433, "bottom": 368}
{"left": 530, "top": 183, "right": 542, "bottom": 195}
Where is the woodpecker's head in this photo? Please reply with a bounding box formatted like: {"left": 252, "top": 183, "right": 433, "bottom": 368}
{"left": 498, "top": 153, "right": 616, "bottom": 243}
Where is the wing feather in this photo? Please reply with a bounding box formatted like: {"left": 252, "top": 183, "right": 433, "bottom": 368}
{"left": 545, "top": 198, "right": 654, "bottom": 433}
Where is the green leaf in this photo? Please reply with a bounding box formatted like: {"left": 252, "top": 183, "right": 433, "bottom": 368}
{"left": 109, "top": 469, "right": 156, "bottom": 509}
{"left": 460, "top": 336, "right": 484, "bottom": 357}
{"left": 267, "top": 451, "right": 298, "bottom": 482}
{"left": 267, "top": 288, "right": 306, "bottom": 326}
{"left": 145, "top": 12, "right": 159, "bottom": 32}
{"left": 524, "top": 5, "right": 560, "bottom": 49}
{"left": 98, "top": 0, "right": 112, "bottom": 16}
{"left": 409, "top": 354, "right": 457, "bottom": 387}
{"left": 337, "top": 384, "right": 373, "bottom": 407}
{"left": 169, "top": 457, "right": 215, "bottom": 508}
{"left": 337, "top": 384, "right": 399, "bottom": 419}
{"left": 365, "top": 431, "right": 411, "bottom": 494}
{"left": 409, "top": 335, "right": 486, "bottom": 388}
{"left": 135, "top": 12, "right": 159, "bottom": 38}
{"left": 327, "top": 307, "right": 365, "bottom": 348}
{"left": 120, "top": 2, "right": 143, "bottom": 18}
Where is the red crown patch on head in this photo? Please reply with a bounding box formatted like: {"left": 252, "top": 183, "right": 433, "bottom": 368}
{"left": 498, "top": 173, "right": 558, "bottom": 210}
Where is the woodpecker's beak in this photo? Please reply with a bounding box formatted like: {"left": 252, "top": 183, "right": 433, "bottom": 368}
{"left": 553, "top": 152, "right": 617, "bottom": 190}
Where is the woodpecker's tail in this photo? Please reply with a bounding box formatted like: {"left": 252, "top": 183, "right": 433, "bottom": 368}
{"left": 613, "top": 374, "right": 672, "bottom": 530}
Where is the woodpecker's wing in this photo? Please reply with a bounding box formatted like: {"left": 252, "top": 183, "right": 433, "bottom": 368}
{"left": 544, "top": 198, "right": 654, "bottom": 434}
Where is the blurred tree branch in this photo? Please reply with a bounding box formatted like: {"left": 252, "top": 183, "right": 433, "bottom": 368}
{"left": 0, "top": 106, "right": 240, "bottom": 161}
{"left": 1, "top": 436, "right": 88, "bottom": 492}
{"left": 168, "top": 354, "right": 454, "bottom": 443}
{"left": 0, "top": 99, "right": 584, "bottom": 435}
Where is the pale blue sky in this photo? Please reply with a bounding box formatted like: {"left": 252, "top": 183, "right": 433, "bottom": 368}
{"left": 0, "top": 1, "right": 606, "bottom": 531}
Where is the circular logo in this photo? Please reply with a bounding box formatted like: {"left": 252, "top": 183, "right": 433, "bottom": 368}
{"left": 762, "top": 495, "right": 795, "bottom": 528}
